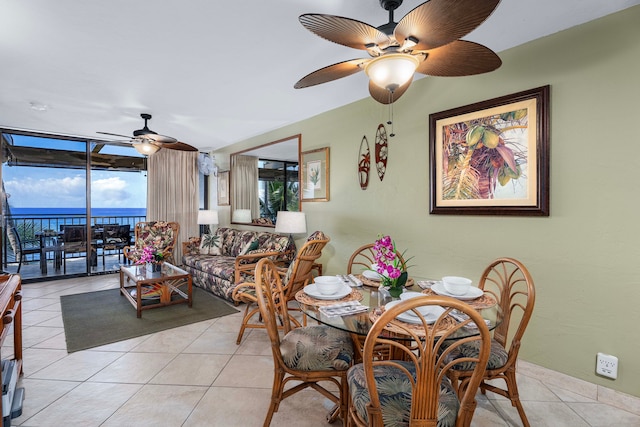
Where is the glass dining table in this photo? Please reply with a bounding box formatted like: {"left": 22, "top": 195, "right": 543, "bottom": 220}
{"left": 295, "top": 276, "right": 503, "bottom": 342}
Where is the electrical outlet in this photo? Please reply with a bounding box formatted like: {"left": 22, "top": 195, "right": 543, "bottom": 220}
{"left": 596, "top": 352, "right": 618, "bottom": 379}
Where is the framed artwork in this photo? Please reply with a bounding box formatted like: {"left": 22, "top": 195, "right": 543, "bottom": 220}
{"left": 301, "top": 147, "right": 330, "bottom": 202}
{"left": 429, "top": 85, "right": 550, "bottom": 216}
{"left": 217, "top": 171, "right": 230, "bottom": 206}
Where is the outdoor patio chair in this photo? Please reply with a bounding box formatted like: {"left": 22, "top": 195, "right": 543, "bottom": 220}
{"left": 61, "top": 225, "right": 88, "bottom": 274}
{"left": 100, "top": 224, "right": 129, "bottom": 266}
{"left": 7, "top": 226, "right": 59, "bottom": 274}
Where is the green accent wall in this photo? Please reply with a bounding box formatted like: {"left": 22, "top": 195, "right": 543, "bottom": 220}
{"left": 215, "top": 6, "right": 640, "bottom": 397}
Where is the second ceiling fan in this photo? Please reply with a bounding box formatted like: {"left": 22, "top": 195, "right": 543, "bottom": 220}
{"left": 97, "top": 113, "right": 197, "bottom": 154}
{"left": 295, "top": 0, "right": 503, "bottom": 104}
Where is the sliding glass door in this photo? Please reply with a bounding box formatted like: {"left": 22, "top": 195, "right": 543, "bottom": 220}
{"left": 1, "top": 130, "right": 147, "bottom": 281}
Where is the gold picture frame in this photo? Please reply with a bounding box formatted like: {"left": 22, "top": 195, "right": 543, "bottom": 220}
{"left": 301, "top": 147, "right": 330, "bottom": 202}
{"left": 429, "top": 86, "right": 550, "bottom": 216}
{"left": 217, "top": 171, "right": 230, "bottom": 206}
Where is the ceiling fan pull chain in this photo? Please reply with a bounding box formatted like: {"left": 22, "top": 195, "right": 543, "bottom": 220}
{"left": 387, "top": 90, "right": 396, "bottom": 137}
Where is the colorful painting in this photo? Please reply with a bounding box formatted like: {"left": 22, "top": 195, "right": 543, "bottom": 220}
{"left": 429, "top": 86, "right": 550, "bottom": 216}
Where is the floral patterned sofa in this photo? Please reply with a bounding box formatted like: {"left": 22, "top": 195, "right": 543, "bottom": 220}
{"left": 181, "top": 227, "right": 296, "bottom": 302}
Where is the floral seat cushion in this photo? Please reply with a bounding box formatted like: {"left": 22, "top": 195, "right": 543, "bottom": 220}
{"left": 347, "top": 361, "right": 460, "bottom": 427}
{"left": 442, "top": 338, "right": 509, "bottom": 371}
{"left": 280, "top": 325, "right": 354, "bottom": 371}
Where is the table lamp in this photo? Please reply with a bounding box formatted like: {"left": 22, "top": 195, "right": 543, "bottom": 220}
{"left": 275, "top": 211, "right": 307, "bottom": 240}
{"left": 232, "top": 209, "right": 252, "bottom": 223}
{"left": 197, "top": 210, "right": 218, "bottom": 234}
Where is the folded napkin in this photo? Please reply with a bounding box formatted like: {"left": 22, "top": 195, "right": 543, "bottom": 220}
{"left": 319, "top": 301, "right": 368, "bottom": 318}
{"left": 417, "top": 280, "right": 439, "bottom": 289}
{"left": 347, "top": 274, "right": 363, "bottom": 287}
{"left": 450, "top": 310, "right": 491, "bottom": 329}
{"left": 335, "top": 274, "right": 363, "bottom": 287}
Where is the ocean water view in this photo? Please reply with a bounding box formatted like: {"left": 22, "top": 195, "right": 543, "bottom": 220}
{"left": 7, "top": 207, "right": 147, "bottom": 237}
{"left": 10, "top": 207, "right": 146, "bottom": 217}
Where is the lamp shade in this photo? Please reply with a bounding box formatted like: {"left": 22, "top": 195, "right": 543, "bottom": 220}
{"left": 197, "top": 210, "right": 218, "bottom": 225}
{"left": 274, "top": 211, "right": 307, "bottom": 235}
{"left": 232, "top": 209, "right": 252, "bottom": 223}
{"left": 364, "top": 53, "right": 420, "bottom": 92}
{"left": 133, "top": 141, "right": 160, "bottom": 155}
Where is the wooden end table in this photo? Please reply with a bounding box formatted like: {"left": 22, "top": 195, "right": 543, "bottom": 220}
{"left": 119, "top": 262, "right": 192, "bottom": 318}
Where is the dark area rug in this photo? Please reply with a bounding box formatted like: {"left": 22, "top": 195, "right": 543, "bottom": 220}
{"left": 60, "top": 286, "right": 238, "bottom": 353}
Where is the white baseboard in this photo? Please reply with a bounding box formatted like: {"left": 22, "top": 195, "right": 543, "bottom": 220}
{"left": 518, "top": 360, "right": 640, "bottom": 416}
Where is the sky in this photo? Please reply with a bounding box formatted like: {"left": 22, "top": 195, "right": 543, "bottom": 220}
{"left": 2, "top": 134, "right": 147, "bottom": 209}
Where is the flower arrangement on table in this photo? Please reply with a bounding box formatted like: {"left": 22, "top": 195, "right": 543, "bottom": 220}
{"left": 137, "top": 245, "right": 165, "bottom": 264}
{"left": 372, "top": 235, "right": 412, "bottom": 298}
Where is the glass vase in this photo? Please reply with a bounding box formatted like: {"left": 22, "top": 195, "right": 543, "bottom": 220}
{"left": 145, "top": 262, "right": 162, "bottom": 275}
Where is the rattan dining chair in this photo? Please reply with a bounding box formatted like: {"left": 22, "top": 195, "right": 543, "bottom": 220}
{"left": 347, "top": 295, "right": 491, "bottom": 427}
{"left": 445, "top": 257, "right": 536, "bottom": 427}
{"left": 253, "top": 258, "right": 354, "bottom": 426}
{"left": 232, "top": 231, "right": 329, "bottom": 344}
{"left": 347, "top": 242, "right": 407, "bottom": 275}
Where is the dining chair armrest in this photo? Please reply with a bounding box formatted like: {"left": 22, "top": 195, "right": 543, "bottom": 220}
{"left": 232, "top": 281, "right": 257, "bottom": 304}
{"left": 234, "top": 250, "right": 288, "bottom": 284}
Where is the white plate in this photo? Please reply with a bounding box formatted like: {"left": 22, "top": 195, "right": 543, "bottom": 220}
{"left": 431, "top": 282, "right": 484, "bottom": 300}
{"left": 362, "top": 270, "right": 382, "bottom": 281}
{"left": 304, "top": 283, "right": 352, "bottom": 300}
{"left": 385, "top": 300, "right": 445, "bottom": 324}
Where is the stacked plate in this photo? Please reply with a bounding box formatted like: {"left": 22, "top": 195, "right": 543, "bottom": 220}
{"left": 303, "top": 283, "right": 352, "bottom": 300}
{"left": 431, "top": 282, "right": 483, "bottom": 300}
{"left": 385, "top": 300, "right": 445, "bottom": 324}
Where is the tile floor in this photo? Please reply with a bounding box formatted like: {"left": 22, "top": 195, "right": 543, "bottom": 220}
{"left": 4, "top": 274, "right": 640, "bottom": 426}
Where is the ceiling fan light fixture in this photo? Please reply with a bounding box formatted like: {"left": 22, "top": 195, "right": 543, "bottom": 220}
{"left": 364, "top": 53, "right": 419, "bottom": 92}
{"left": 133, "top": 140, "right": 160, "bottom": 155}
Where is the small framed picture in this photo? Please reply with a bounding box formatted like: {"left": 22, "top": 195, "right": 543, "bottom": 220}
{"left": 301, "top": 147, "right": 330, "bottom": 202}
{"left": 217, "top": 171, "right": 230, "bottom": 206}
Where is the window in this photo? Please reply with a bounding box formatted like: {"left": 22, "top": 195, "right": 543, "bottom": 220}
{"left": 257, "top": 159, "right": 299, "bottom": 223}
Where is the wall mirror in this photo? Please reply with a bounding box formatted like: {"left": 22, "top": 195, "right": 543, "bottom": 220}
{"left": 230, "top": 134, "right": 301, "bottom": 227}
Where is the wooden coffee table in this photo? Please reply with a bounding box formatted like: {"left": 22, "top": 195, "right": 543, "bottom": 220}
{"left": 119, "top": 262, "right": 192, "bottom": 318}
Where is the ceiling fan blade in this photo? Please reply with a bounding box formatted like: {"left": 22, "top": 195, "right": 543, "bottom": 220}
{"left": 395, "top": 0, "right": 501, "bottom": 51}
{"left": 295, "top": 58, "right": 366, "bottom": 89}
{"left": 96, "top": 131, "right": 132, "bottom": 139}
{"left": 368, "top": 79, "right": 412, "bottom": 105}
{"left": 299, "top": 14, "right": 391, "bottom": 51}
{"left": 164, "top": 141, "right": 198, "bottom": 152}
{"left": 415, "top": 40, "right": 501, "bottom": 76}
{"left": 144, "top": 133, "right": 178, "bottom": 144}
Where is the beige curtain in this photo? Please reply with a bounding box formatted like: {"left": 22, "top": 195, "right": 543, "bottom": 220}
{"left": 231, "top": 155, "right": 259, "bottom": 220}
{"left": 147, "top": 149, "right": 198, "bottom": 263}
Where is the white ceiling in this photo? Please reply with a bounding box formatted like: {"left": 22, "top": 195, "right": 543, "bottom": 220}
{"left": 1, "top": 0, "right": 638, "bottom": 152}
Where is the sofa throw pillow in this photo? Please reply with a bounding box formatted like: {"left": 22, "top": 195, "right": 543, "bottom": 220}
{"left": 243, "top": 239, "right": 259, "bottom": 254}
{"left": 200, "top": 233, "right": 222, "bottom": 255}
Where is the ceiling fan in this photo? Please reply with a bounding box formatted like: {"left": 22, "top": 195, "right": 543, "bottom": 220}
{"left": 295, "top": 0, "right": 502, "bottom": 104}
{"left": 97, "top": 113, "right": 197, "bottom": 154}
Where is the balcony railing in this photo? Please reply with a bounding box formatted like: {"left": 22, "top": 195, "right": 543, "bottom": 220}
{"left": 3, "top": 214, "right": 146, "bottom": 280}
